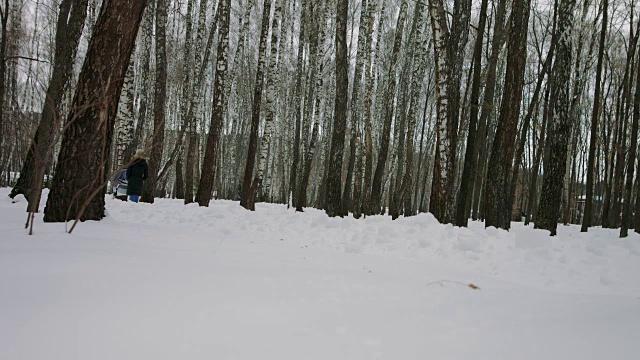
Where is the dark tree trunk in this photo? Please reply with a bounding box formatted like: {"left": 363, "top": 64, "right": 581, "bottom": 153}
{"left": 195, "top": 0, "right": 231, "bottom": 207}
{"left": 325, "top": 0, "right": 348, "bottom": 217}
{"left": 0, "top": 0, "right": 8, "bottom": 180}
{"left": 341, "top": 0, "right": 368, "bottom": 216}
{"left": 43, "top": 0, "right": 148, "bottom": 222}
{"left": 535, "top": 0, "right": 576, "bottom": 235}
{"left": 288, "top": 0, "right": 307, "bottom": 209}
{"left": 142, "top": 0, "right": 167, "bottom": 203}
{"left": 484, "top": 0, "right": 531, "bottom": 230}
{"left": 471, "top": 0, "right": 507, "bottom": 220}
{"left": 10, "top": 0, "right": 89, "bottom": 212}
{"left": 621, "top": 21, "right": 640, "bottom": 236}
{"left": 454, "top": 0, "right": 487, "bottom": 226}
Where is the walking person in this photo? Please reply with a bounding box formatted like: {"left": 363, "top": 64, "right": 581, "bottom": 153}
{"left": 126, "top": 149, "right": 148, "bottom": 203}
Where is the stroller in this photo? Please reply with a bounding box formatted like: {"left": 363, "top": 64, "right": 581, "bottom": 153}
{"left": 112, "top": 168, "right": 128, "bottom": 201}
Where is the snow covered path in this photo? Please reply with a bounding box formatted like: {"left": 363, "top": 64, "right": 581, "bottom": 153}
{"left": 1, "top": 188, "right": 639, "bottom": 359}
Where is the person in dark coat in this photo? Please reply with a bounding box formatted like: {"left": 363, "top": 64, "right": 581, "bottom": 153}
{"left": 126, "top": 149, "right": 148, "bottom": 203}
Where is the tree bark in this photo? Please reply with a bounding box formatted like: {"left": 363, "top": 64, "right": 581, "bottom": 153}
{"left": 454, "top": 0, "right": 487, "bottom": 226}
{"left": 195, "top": 0, "right": 231, "bottom": 207}
{"left": 141, "top": 0, "right": 167, "bottom": 203}
{"left": 10, "top": 0, "right": 88, "bottom": 209}
{"left": 43, "top": 0, "right": 148, "bottom": 222}
{"left": 325, "top": 0, "right": 348, "bottom": 217}
{"left": 535, "top": 0, "right": 576, "bottom": 235}
{"left": 246, "top": 0, "right": 282, "bottom": 210}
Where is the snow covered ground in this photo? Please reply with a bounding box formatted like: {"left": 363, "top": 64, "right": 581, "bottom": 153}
{"left": 1, "top": 187, "right": 639, "bottom": 360}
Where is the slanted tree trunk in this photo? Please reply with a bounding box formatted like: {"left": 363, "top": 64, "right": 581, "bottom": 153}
{"left": 195, "top": 0, "right": 231, "bottom": 207}
{"left": 10, "top": 0, "right": 88, "bottom": 208}
{"left": 535, "top": 0, "right": 577, "bottom": 235}
{"left": 142, "top": 0, "right": 167, "bottom": 203}
{"left": 325, "top": 0, "right": 348, "bottom": 217}
{"left": 43, "top": 0, "right": 148, "bottom": 222}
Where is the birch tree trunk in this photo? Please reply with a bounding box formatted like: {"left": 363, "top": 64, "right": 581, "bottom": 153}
{"left": 114, "top": 56, "right": 135, "bottom": 169}
{"left": 185, "top": 0, "right": 214, "bottom": 204}
{"left": 429, "top": 0, "right": 471, "bottom": 224}
{"left": 131, "top": 1, "right": 154, "bottom": 158}
{"left": 195, "top": 0, "right": 231, "bottom": 207}
{"left": 240, "top": 0, "right": 272, "bottom": 209}
{"left": 397, "top": 1, "right": 428, "bottom": 218}
{"left": 246, "top": 0, "right": 282, "bottom": 210}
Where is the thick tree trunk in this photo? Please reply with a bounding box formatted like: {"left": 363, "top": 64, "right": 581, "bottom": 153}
{"left": 325, "top": 0, "right": 348, "bottom": 217}
{"left": 195, "top": 0, "right": 231, "bottom": 207}
{"left": 535, "top": 0, "right": 576, "bottom": 235}
{"left": 43, "top": 0, "right": 148, "bottom": 222}
{"left": 429, "top": 0, "right": 471, "bottom": 224}
{"left": 484, "top": 0, "right": 531, "bottom": 230}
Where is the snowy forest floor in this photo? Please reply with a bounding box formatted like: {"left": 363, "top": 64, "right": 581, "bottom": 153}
{"left": 1, "top": 187, "right": 639, "bottom": 360}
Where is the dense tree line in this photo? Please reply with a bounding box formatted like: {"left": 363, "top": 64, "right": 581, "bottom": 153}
{"left": 1, "top": 0, "right": 640, "bottom": 237}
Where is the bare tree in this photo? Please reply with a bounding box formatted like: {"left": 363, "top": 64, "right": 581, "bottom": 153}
{"left": 195, "top": 0, "right": 231, "bottom": 207}
{"left": 43, "top": 0, "right": 149, "bottom": 222}
{"left": 535, "top": 0, "right": 577, "bottom": 235}
{"left": 484, "top": 0, "right": 532, "bottom": 230}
